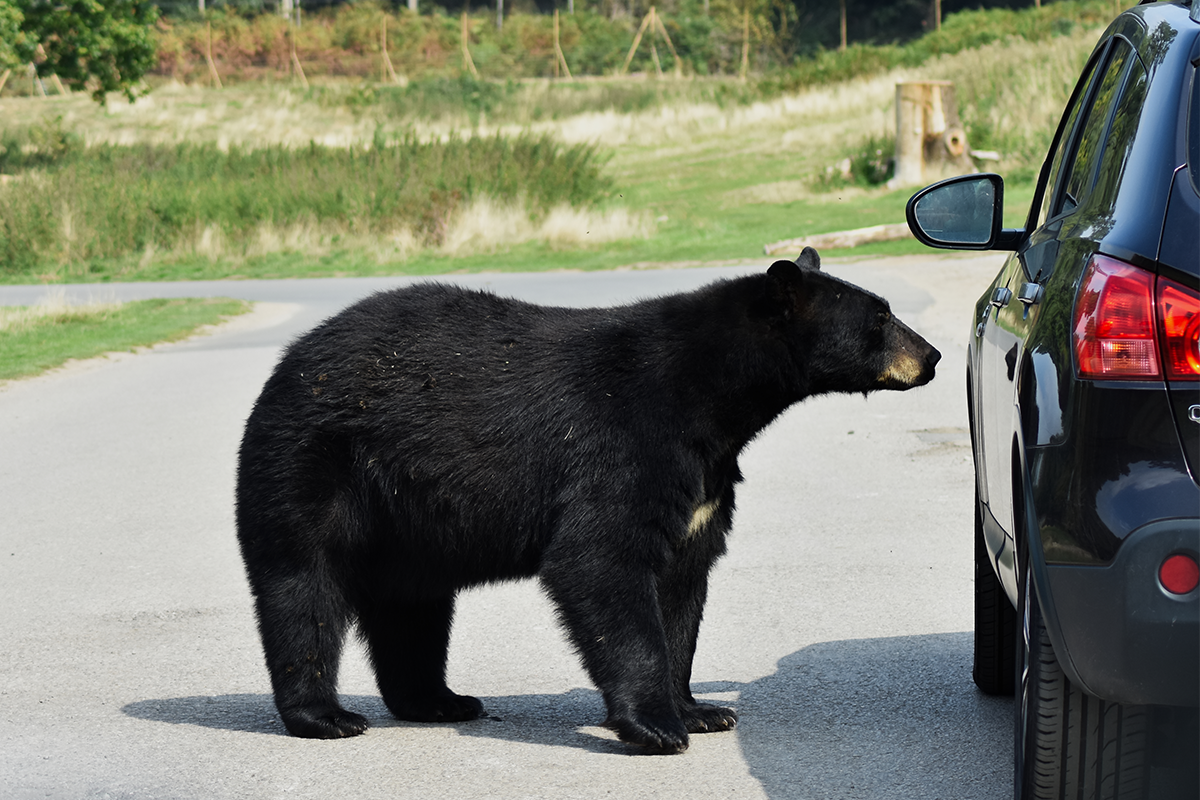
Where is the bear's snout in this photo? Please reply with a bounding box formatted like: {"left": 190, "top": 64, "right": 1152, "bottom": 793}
{"left": 878, "top": 338, "right": 941, "bottom": 389}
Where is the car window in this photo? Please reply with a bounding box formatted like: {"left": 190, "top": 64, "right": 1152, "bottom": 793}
{"left": 1089, "top": 46, "right": 1148, "bottom": 215}
{"left": 1036, "top": 49, "right": 1104, "bottom": 229}
{"left": 1059, "top": 39, "right": 1137, "bottom": 216}
{"left": 1190, "top": 61, "right": 1199, "bottom": 195}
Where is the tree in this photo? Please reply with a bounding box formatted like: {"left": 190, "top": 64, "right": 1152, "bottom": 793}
{"left": 7, "top": 0, "right": 159, "bottom": 104}
{"left": 0, "top": 0, "right": 27, "bottom": 72}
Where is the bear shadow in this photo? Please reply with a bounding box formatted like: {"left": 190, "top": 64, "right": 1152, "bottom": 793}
{"left": 120, "top": 687, "right": 626, "bottom": 753}
{"left": 729, "top": 631, "right": 1012, "bottom": 800}
{"left": 122, "top": 693, "right": 307, "bottom": 737}
{"left": 122, "top": 632, "right": 1013, "bottom": 783}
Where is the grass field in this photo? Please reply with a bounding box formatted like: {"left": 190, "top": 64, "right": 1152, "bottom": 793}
{"left": 0, "top": 295, "right": 251, "bottom": 381}
{"left": 0, "top": 4, "right": 1103, "bottom": 282}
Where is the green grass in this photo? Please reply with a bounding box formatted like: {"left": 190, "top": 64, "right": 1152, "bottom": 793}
{"left": 0, "top": 296, "right": 251, "bottom": 380}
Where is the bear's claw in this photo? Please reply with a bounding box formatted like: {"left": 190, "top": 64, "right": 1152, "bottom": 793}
{"left": 681, "top": 702, "right": 738, "bottom": 733}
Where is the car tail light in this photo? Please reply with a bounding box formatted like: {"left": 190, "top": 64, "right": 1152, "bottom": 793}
{"left": 1073, "top": 255, "right": 1161, "bottom": 379}
{"left": 1157, "top": 277, "right": 1200, "bottom": 378}
{"left": 1160, "top": 554, "right": 1200, "bottom": 595}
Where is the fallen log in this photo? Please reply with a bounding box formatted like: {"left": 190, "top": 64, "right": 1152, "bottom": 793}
{"left": 763, "top": 222, "right": 913, "bottom": 256}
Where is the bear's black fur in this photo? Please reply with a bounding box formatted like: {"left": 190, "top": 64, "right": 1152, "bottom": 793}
{"left": 235, "top": 247, "right": 940, "bottom": 753}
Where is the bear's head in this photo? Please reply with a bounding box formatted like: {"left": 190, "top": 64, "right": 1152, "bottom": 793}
{"left": 766, "top": 247, "right": 941, "bottom": 396}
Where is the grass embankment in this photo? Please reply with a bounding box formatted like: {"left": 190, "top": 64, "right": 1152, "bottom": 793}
{"left": 0, "top": 0, "right": 1105, "bottom": 282}
{"left": 0, "top": 295, "right": 250, "bottom": 381}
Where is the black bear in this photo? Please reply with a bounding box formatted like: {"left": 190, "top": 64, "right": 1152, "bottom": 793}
{"left": 235, "top": 247, "right": 940, "bottom": 753}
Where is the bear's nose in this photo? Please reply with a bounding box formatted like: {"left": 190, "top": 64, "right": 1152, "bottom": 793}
{"left": 926, "top": 347, "right": 942, "bottom": 368}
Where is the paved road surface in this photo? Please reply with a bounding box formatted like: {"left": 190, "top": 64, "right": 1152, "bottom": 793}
{"left": 0, "top": 255, "right": 1013, "bottom": 799}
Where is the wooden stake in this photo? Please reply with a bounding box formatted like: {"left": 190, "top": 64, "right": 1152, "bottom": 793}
{"left": 553, "top": 9, "right": 572, "bottom": 79}
{"left": 0, "top": 69, "right": 10, "bottom": 95}
{"left": 619, "top": 7, "right": 681, "bottom": 78}
{"left": 652, "top": 9, "right": 682, "bottom": 77}
{"left": 649, "top": 14, "right": 663, "bottom": 77}
{"left": 31, "top": 44, "right": 70, "bottom": 95}
{"left": 27, "top": 63, "right": 46, "bottom": 97}
{"left": 381, "top": 17, "right": 400, "bottom": 83}
{"left": 839, "top": 0, "right": 847, "bottom": 51}
{"left": 461, "top": 11, "right": 479, "bottom": 77}
{"left": 619, "top": 9, "right": 654, "bottom": 76}
{"left": 205, "top": 22, "right": 223, "bottom": 89}
{"left": 739, "top": 7, "right": 749, "bottom": 81}
{"left": 290, "top": 23, "right": 308, "bottom": 88}
{"left": 650, "top": 8, "right": 665, "bottom": 77}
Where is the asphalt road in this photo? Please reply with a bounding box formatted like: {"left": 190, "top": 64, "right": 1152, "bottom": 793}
{"left": 0, "top": 254, "right": 1014, "bottom": 800}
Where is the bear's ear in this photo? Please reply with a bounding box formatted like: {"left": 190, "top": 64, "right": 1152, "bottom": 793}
{"left": 766, "top": 259, "right": 810, "bottom": 319}
{"left": 767, "top": 259, "right": 802, "bottom": 284}
{"left": 795, "top": 246, "right": 822, "bottom": 271}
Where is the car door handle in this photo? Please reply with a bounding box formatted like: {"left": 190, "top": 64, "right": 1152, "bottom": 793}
{"left": 978, "top": 287, "right": 1013, "bottom": 336}
{"left": 976, "top": 305, "right": 992, "bottom": 338}
{"left": 1018, "top": 282, "right": 1044, "bottom": 306}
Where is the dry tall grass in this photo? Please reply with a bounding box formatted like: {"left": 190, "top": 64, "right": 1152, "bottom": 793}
{"left": 121, "top": 198, "right": 652, "bottom": 267}
{"left": 0, "top": 289, "right": 118, "bottom": 333}
{"left": 440, "top": 198, "right": 653, "bottom": 256}
{"left": 165, "top": 218, "right": 413, "bottom": 265}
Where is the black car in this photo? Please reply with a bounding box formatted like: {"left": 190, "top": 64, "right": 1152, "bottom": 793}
{"left": 905, "top": 1, "right": 1199, "bottom": 798}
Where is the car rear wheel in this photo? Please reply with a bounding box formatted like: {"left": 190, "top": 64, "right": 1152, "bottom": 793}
{"left": 1015, "top": 556, "right": 1150, "bottom": 800}
{"left": 974, "top": 487, "right": 1015, "bottom": 695}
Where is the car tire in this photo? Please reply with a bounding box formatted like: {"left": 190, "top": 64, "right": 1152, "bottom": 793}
{"left": 1015, "top": 557, "right": 1150, "bottom": 800}
{"left": 974, "top": 487, "right": 1015, "bottom": 695}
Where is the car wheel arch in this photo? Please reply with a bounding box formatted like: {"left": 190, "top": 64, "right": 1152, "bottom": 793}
{"left": 1010, "top": 430, "right": 1096, "bottom": 698}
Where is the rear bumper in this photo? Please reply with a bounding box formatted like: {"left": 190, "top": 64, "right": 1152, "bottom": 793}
{"left": 1045, "top": 519, "right": 1199, "bottom": 707}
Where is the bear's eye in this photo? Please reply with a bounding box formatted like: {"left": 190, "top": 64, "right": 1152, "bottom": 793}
{"left": 876, "top": 310, "right": 891, "bottom": 327}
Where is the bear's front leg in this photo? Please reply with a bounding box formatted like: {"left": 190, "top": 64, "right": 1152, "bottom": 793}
{"left": 541, "top": 548, "right": 690, "bottom": 754}
{"left": 658, "top": 529, "right": 738, "bottom": 735}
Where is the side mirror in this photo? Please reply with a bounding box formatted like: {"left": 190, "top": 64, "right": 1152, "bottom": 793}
{"left": 906, "top": 174, "right": 1023, "bottom": 251}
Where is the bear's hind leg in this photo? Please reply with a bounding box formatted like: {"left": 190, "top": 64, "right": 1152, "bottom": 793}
{"left": 359, "top": 594, "right": 484, "bottom": 723}
{"left": 255, "top": 581, "right": 367, "bottom": 739}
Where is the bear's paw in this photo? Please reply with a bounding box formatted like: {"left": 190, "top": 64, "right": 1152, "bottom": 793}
{"left": 384, "top": 689, "right": 484, "bottom": 723}
{"left": 280, "top": 704, "right": 369, "bottom": 739}
{"left": 606, "top": 711, "right": 690, "bottom": 755}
